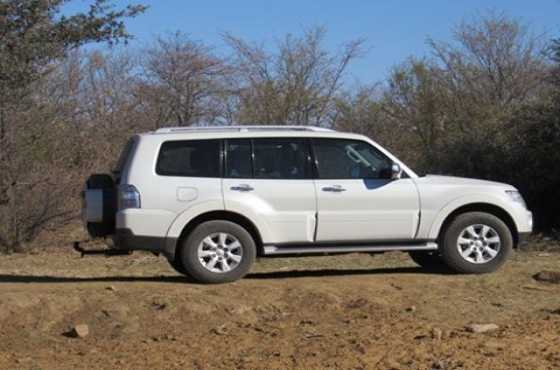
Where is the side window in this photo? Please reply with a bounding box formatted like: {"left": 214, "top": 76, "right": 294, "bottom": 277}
{"left": 156, "top": 140, "right": 220, "bottom": 177}
{"left": 225, "top": 139, "right": 252, "bottom": 178}
{"left": 313, "top": 139, "right": 393, "bottom": 179}
{"left": 253, "top": 138, "right": 310, "bottom": 179}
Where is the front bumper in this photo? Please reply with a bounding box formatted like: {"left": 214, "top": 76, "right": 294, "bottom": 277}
{"left": 517, "top": 232, "right": 531, "bottom": 247}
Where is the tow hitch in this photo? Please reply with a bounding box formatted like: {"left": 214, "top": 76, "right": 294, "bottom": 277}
{"left": 73, "top": 241, "right": 132, "bottom": 258}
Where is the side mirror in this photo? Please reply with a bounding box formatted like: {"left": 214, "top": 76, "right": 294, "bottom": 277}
{"left": 391, "top": 163, "right": 402, "bottom": 180}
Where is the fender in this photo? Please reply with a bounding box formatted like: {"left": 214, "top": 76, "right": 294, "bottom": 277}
{"left": 162, "top": 199, "right": 223, "bottom": 259}
{"left": 162, "top": 199, "right": 273, "bottom": 260}
{"left": 425, "top": 193, "right": 520, "bottom": 240}
{"left": 221, "top": 198, "right": 277, "bottom": 243}
{"left": 165, "top": 200, "right": 224, "bottom": 239}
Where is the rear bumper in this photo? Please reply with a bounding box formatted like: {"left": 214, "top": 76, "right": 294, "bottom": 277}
{"left": 113, "top": 228, "right": 176, "bottom": 260}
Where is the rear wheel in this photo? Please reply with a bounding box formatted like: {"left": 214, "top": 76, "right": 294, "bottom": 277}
{"left": 440, "top": 212, "right": 513, "bottom": 274}
{"left": 179, "top": 220, "right": 256, "bottom": 284}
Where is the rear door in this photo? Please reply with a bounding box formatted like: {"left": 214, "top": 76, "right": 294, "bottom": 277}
{"left": 312, "top": 138, "right": 420, "bottom": 242}
{"left": 222, "top": 138, "right": 317, "bottom": 244}
{"left": 151, "top": 139, "right": 223, "bottom": 213}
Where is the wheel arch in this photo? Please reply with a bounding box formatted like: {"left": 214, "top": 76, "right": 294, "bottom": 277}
{"left": 436, "top": 203, "right": 519, "bottom": 247}
{"left": 171, "top": 210, "right": 264, "bottom": 261}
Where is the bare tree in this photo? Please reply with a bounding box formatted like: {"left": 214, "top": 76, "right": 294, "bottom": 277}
{"left": 549, "top": 38, "right": 560, "bottom": 86}
{"left": 381, "top": 58, "right": 450, "bottom": 170}
{"left": 224, "top": 26, "right": 364, "bottom": 125}
{"left": 138, "top": 32, "right": 231, "bottom": 127}
{"left": 428, "top": 12, "right": 547, "bottom": 113}
{"left": 377, "top": 13, "right": 549, "bottom": 173}
{"left": 0, "top": 0, "right": 145, "bottom": 252}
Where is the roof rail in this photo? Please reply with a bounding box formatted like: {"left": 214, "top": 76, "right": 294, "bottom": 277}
{"left": 154, "top": 125, "right": 335, "bottom": 134}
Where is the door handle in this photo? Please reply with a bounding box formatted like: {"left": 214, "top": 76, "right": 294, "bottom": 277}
{"left": 230, "top": 184, "right": 254, "bottom": 192}
{"left": 322, "top": 185, "right": 346, "bottom": 192}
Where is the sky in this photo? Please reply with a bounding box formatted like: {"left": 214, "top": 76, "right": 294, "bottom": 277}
{"left": 63, "top": 0, "right": 560, "bottom": 85}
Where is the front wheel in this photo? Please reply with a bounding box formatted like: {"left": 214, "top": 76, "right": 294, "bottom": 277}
{"left": 439, "top": 212, "right": 513, "bottom": 274}
{"left": 408, "top": 251, "right": 446, "bottom": 270}
{"left": 179, "top": 220, "right": 256, "bottom": 284}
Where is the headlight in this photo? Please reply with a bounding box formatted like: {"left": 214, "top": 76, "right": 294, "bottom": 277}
{"left": 505, "top": 190, "right": 526, "bottom": 208}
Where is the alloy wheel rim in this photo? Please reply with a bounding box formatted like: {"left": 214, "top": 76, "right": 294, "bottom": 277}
{"left": 197, "top": 232, "right": 243, "bottom": 273}
{"left": 456, "top": 224, "right": 501, "bottom": 264}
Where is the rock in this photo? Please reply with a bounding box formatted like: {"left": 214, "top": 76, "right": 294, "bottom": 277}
{"left": 383, "top": 359, "right": 401, "bottom": 369}
{"left": 522, "top": 284, "right": 555, "bottom": 292}
{"left": 105, "top": 285, "right": 117, "bottom": 292}
{"left": 211, "top": 324, "right": 228, "bottom": 335}
{"left": 431, "top": 360, "right": 447, "bottom": 370}
{"left": 151, "top": 302, "right": 167, "bottom": 310}
{"left": 346, "top": 297, "right": 368, "bottom": 309}
{"left": 484, "top": 340, "right": 504, "bottom": 351}
{"left": 534, "top": 271, "right": 560, "bottom": 284}
{"left": 406, "top": 305, "right": 416, "bottom": 313}
{"left": 465, "top": 323, "right": 499, "bottom": 333}
{"left": 162, "top": 333, "right": 177, "bottom": 341}
{"left": 68, "top": 324, "right": 89, "bottom": 338}
{"left": 431, "top": 327, "right": 443, "bottom": 340}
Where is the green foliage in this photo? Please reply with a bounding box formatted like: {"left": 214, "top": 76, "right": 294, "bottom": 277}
{"left": 0, "top": 0, "right": 146, "bottom": 95}
{"left": 506, "top": 97, "right": 560, "bottom": 230}
{"left": 0, "top": 0, "right": 146, "bottom": 251}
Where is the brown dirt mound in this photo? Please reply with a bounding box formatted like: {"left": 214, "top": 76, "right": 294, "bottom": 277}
{"left": 0, "top": 249, "right": 559, "bottom": 369}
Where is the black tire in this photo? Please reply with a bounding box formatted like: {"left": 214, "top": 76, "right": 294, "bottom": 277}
{"left": 180, "top": 220, "right": 256, "bottom": 284}
{"left": 168, "top": 257, "right": 189, "bottom": 275}
{"left": 87, "top": 174, "right": 114, "bottom": 189}
{"left": 439, "top": 212, "right": 513, "bottom": 274}
{"left": 408, "top": 251, "right": 446, "bottom": 270}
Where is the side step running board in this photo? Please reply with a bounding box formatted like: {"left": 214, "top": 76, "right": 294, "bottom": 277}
{"left": 263, "top": 242, "right": 438, "bottom": 256}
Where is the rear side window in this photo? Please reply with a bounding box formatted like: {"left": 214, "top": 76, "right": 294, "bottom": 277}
{"left": 225, "top": 139, "right": 252, "bottom": 178}
{"left": 253, "top": 138, "right": 311, "bottom": 179}
{"left": 156, "top": 140, "right": 220, "bottom": 177}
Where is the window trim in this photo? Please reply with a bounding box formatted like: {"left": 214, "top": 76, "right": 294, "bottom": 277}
{"left": 310, "top": 138, "right": 394, "bottom": 180}
{"left": 155, "top": 139, "right": 223, "bottom": 178}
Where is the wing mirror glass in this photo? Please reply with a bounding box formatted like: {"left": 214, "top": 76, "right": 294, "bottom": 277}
{"left": 391, "top": 163, "right": 402, "bottom": 180}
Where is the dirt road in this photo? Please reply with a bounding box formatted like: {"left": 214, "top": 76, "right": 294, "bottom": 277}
{"left": 0, "top": 249, "right": 559, "bottom": 370}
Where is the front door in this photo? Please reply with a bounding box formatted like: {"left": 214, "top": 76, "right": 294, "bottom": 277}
{"left": 312, "top": 138, "right": 420, "bottom": 242}
{"left": 222, "top": 138, "right": 317, "bottom": 244}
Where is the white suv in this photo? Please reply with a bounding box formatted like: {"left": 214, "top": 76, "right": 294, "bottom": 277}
{"left": 82, "top": 126, "right": 532, "bottom": 283}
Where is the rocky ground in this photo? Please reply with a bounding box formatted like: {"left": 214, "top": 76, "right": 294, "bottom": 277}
{"left": 0, "top": 247, "right": 559, "bottom": 370}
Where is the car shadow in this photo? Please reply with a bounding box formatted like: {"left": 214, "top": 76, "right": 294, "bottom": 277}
{"left": 0, "top": 266, "right": 452, "bottom": 284}
{"left": 246, "top": 266, "right": 448, "bottom": 279}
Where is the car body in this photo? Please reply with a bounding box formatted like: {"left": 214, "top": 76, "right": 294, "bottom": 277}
{"left": 82, "top": 126, "right": 533, "bottom": 283}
